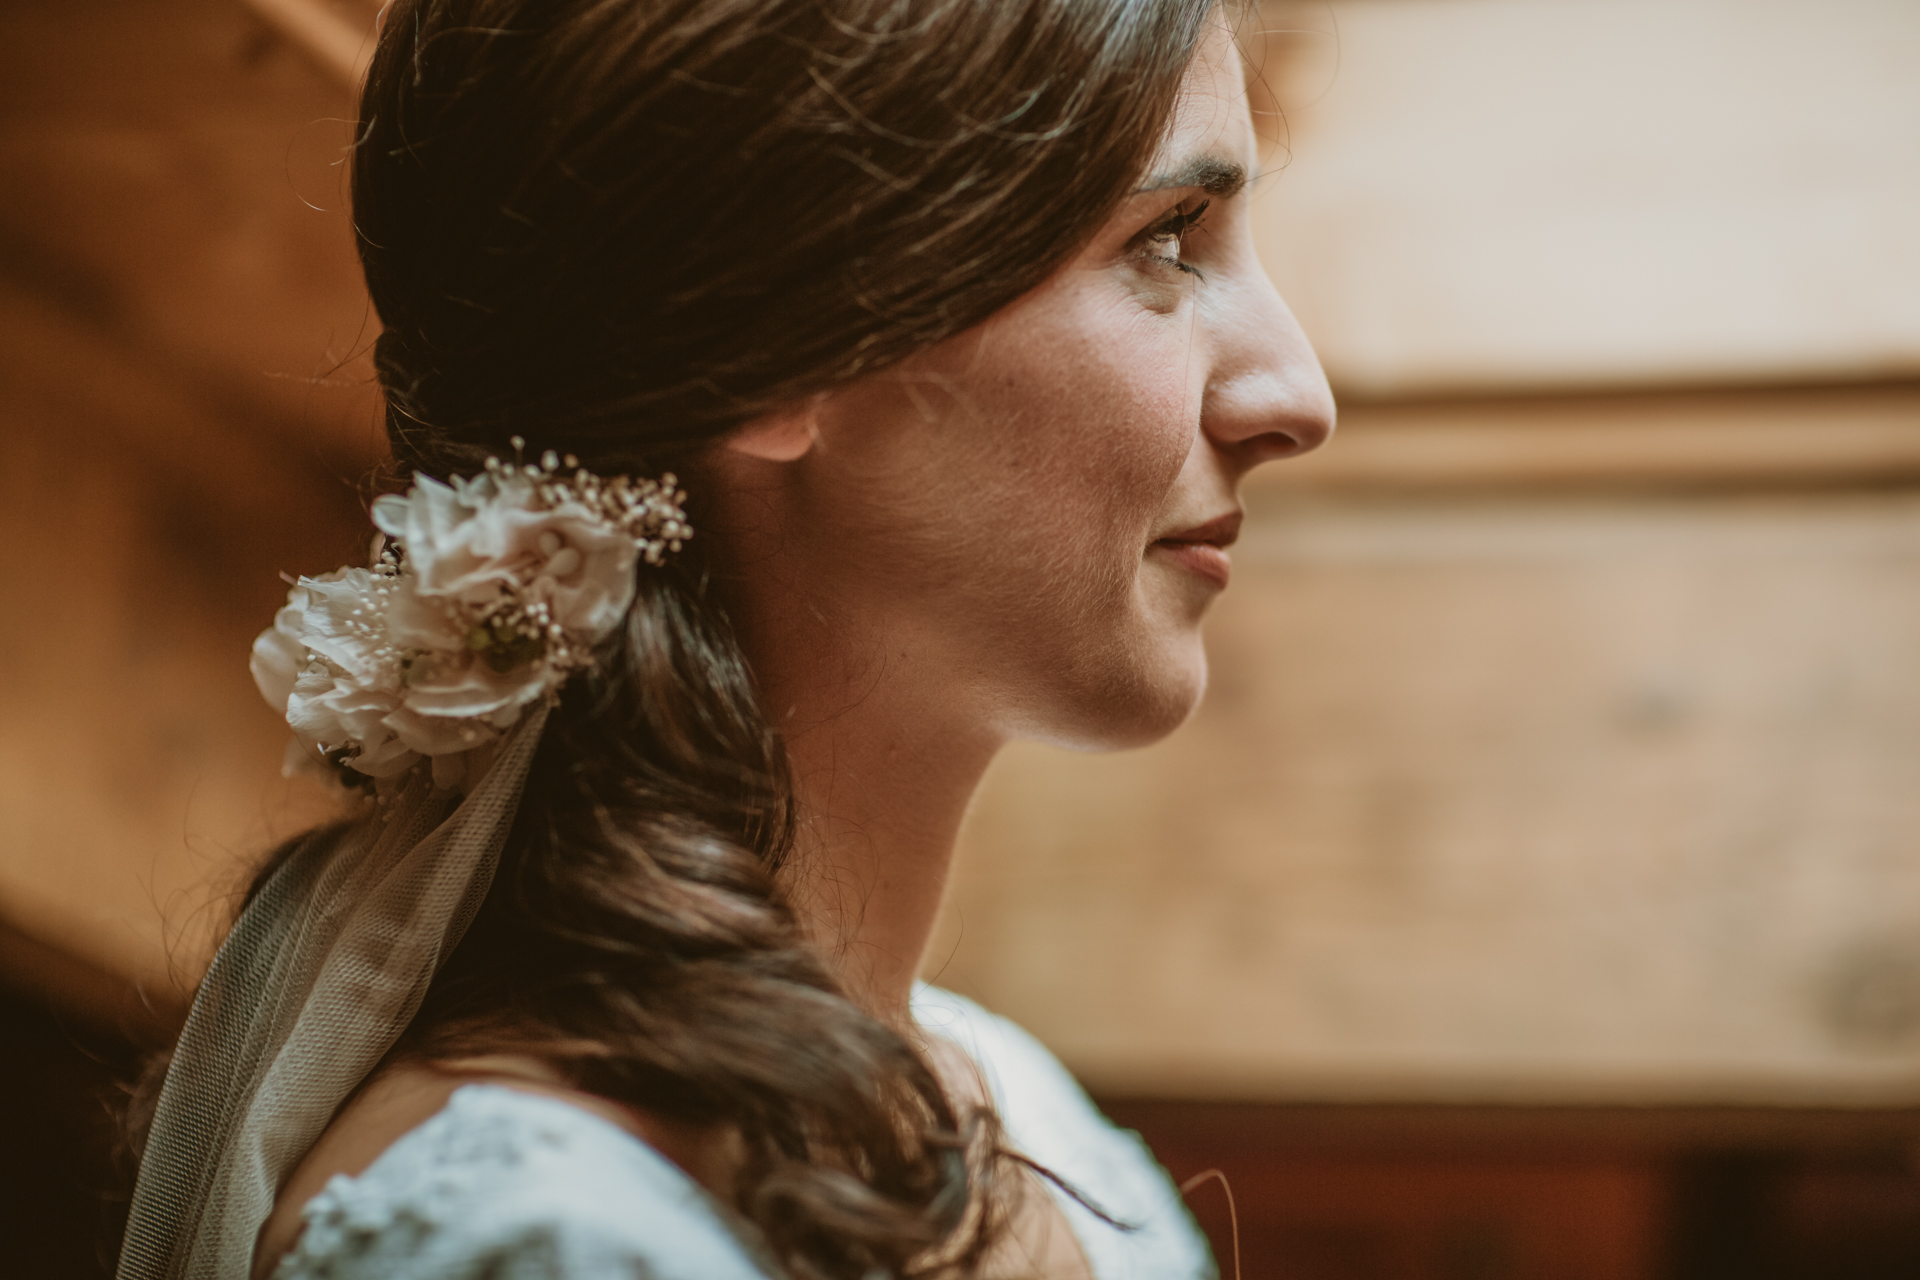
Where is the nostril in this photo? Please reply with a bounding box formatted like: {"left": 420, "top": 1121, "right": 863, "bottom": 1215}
{"left": 1255, "top": 415, "right": 1333, "bottom": 462}
{"left": 1282, "top": 401, "right": 1337, "bottom": 458}
{"left": 1262, "top": 432, "right": 1308, "bottom": 460}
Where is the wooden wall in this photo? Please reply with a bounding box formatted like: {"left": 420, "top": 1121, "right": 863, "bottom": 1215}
{"left": 7, "top": 0, "right": 1914, "bottom": 1110}
{"left": 0, "top": 0, "right": 376, "bottom": 1036}
{"left": 3, "top": 1, "right": 1919, "bottom": 1276}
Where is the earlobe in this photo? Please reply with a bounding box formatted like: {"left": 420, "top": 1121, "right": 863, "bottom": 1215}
{"left": 726, "top": 400, "right": 819, "bottom": 462}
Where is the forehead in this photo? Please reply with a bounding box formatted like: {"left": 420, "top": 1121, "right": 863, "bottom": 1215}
{"left": 1154, "top": 15, "right": 1254, "bottom": 173}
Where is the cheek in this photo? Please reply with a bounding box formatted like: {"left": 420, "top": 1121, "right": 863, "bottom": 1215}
{"left": 983, "top": 301, "right": 1199, "bottom": 560}
{"left": 802, "top": 284, "right": 1203, "bottom": 688}
{"left": 940, "top": 312, "right": 1205, "bottom": 731}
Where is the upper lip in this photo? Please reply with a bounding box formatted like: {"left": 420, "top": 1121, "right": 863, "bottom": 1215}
{"left": 1154, "top": 510, "right": 1242, "bottom": 548}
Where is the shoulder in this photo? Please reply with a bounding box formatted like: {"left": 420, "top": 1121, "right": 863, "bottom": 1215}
{"left": 910, "top": 984, "right": 1147, "bottom": 1177}
{"left": 912, "top": 986, "right": 1218, "bottom": 1280}
{"left": 911, "top": 986, "right": 1111, "bottom": 1139}
{"left": 273, "top": 1084, "right": 776, "bottom": 1280}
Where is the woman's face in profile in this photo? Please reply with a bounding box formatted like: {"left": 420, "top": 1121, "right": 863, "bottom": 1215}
{"left": 728, "top": 14, "right": 1334, "bottom": 750}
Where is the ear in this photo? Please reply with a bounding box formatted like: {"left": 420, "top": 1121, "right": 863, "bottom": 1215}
{"left": 726, "top": 400, "right": 819, "bottom": 462}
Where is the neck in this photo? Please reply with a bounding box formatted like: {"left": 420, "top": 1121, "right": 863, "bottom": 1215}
{"left": 704, "top": 445, "right": 1007, "bottom": 1025}
{"left": 771, "top": 663, "right": 1001, "bottom": 1022}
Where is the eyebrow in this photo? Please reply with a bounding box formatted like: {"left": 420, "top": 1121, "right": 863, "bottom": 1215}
{"left": 1135, "top": 156, "right": 1248, "bottom": 198}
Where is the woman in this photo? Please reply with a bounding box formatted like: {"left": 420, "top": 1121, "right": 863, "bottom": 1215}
{"left": 120, "top": 0, "right": 1333, "bottom": 1277}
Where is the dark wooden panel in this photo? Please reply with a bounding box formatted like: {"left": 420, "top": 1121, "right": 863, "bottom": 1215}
{"left": 1103, "top": 1098, "right": 1920, "bottom": 1280}
{"left": 0, "top": 986, "right": 139, "bottom": 1280}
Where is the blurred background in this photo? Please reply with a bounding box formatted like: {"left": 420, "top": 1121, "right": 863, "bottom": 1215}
{"left": 2, "top": 1, "right": 1917, "bottom": 1276}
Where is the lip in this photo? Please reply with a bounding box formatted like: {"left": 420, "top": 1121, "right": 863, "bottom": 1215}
{"left": 1150, "top": 511, "right": 1242, "bottom": 589}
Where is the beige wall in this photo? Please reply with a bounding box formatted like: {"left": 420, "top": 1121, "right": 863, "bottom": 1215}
{"left": 1251, "top": 0, "right": 1920, "bottom": 397}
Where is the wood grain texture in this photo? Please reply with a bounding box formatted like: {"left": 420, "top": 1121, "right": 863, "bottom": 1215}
{"left": 239, "top": 0, "right": 377, "bottom": 88}
{"left": 0, "top": 0, "right": 377, "bottom": 1021}
{"left": 1253, "top": 382, "right": 1920, "bottom": 493}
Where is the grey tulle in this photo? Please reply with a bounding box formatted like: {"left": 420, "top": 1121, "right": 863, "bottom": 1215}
{"left": 117, "top": 706, "right": 550, "bottom": 1280}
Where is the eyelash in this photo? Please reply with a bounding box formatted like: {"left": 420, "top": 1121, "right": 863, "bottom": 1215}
{"left": 1139, "top": 199, "right": 1212, "bottom": 278}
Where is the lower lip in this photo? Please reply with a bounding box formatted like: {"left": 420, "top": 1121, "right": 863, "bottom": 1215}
{"left": 1152, "top": 540, "right": 1231, "bottom": 588}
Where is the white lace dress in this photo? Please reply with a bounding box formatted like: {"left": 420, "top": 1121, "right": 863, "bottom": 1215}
{"left": 273, "top": 986, "right": 1216, "bottom": 1280}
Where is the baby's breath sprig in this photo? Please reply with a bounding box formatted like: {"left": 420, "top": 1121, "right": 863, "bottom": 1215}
{"left": 488, "top": 437, "right": 691, "bottom": 567}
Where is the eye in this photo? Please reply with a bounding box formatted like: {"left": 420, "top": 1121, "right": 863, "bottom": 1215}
{"left": 1137, "top": 198, "right": 1211, "bottom": 278}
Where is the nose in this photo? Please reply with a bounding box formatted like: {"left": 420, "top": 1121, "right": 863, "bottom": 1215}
{"left": 1199, "top": 259, "right": 1336, "bottom": 470}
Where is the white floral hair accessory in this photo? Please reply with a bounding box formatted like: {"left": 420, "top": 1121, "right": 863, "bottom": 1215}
{"left": 251, "top": 441, "right": 689, "bottom": 789}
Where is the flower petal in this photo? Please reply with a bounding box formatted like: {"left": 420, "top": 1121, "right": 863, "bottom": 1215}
{"left": 250, "top": 625, "right": 305, "bottom": 714}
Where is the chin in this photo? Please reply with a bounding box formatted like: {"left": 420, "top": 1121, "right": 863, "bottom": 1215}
{"left": 1034, "top": 637, "right": 1209, "bottom": 752}
{"left": 1125, "top": 647, "right": 1210, "bottom": 745}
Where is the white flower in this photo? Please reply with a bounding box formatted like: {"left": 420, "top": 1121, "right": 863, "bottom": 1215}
{"left": 393, "top": 646, "right": 548, "bottom": 732}
{"left": 251, "top": 450, "right": 688, "bottom": 784}
{"left": 371, "top": 472, "right": 639, "bottom": 644}
{"left": 251, "top": 569, "right": 419, "bottom": 776}
{"left": 249, "top": 597, "right": 308, "bottom": 717}
{"left": 288, "top": 664, "right": 417, "bottom": 776}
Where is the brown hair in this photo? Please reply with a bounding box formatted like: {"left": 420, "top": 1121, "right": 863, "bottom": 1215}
{"left": 307, "top": 1, "right": 1212, "bottom": 1275}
